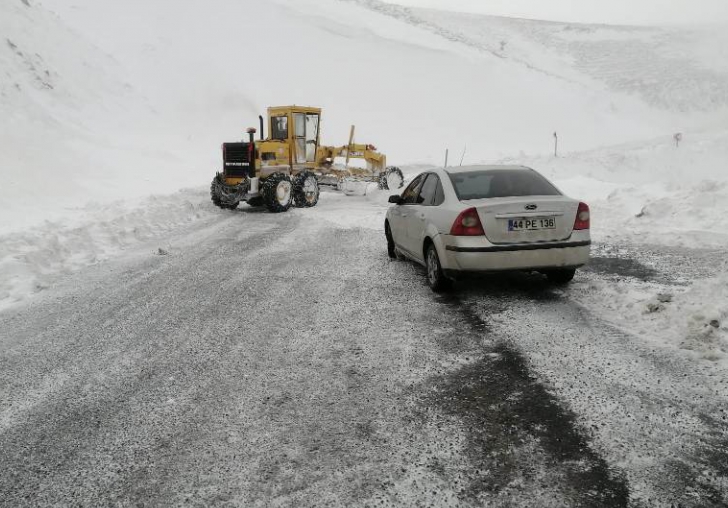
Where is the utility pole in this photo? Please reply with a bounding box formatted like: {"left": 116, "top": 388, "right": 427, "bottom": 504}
{"left": 444, "top": 148, "right": 449, "bottom": 168}
{"left": 459, "top": 144, "right": 467, "bottom": 166}
{"left": 674, "top": 132, "right": 683, "bottom": 148}
{"left": 553, "top": 131, "right": 558, "bottom": 157}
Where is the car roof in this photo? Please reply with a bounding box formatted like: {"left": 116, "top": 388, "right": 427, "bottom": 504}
{"left": 443, "top": 164, "right": 533, "bottom": 174}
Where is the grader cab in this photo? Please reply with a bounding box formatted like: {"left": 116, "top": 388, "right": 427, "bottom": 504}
{"left": 210, "top": 105, "right": 404, "bottom": 212}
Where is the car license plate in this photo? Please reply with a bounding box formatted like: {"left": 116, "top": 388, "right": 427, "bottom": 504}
{"left": 508, "top": 217, "right": 556, "bottom": 231}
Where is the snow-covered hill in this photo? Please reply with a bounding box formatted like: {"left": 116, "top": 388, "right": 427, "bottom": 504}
{"left": 0, "top": 0, "right": 202, "bottom": 233}
{"left": 364, "top": 1, "right": 728, "bottom": 113}
{"left": 3, "top": 0, "right": 726, "bottom": 232}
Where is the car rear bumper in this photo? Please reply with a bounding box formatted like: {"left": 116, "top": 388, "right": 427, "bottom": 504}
{"left": 439, "top": 235, "right": 591, "bottom": 273}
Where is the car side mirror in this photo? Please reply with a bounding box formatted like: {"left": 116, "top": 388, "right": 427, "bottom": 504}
{"left": 388, "top": 195, "right": 403, "bottom": 205}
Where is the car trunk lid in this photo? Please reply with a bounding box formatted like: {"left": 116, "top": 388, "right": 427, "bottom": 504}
{"left": 470, "top": 196, "right": 579, "bottom": 244}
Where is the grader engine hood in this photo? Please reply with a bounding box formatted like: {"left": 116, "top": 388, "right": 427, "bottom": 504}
{"left": 222, "top": 142, "right": 255, "bottom": 178}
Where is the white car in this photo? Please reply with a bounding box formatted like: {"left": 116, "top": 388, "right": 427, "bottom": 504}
{"left": 384, "top": 165, "right": 591, "bottom": 291}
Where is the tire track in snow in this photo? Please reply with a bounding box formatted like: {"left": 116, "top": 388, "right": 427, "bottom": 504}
{"left": 425, "top": 292, "right": 630, "bottom": 506}
{"left": 457, "top": 269, "right": 728, "bottom": 506}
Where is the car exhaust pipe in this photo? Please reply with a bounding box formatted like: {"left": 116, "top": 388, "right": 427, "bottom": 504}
{"left": 259, "top": 115, "right": 264, "bottom": 140}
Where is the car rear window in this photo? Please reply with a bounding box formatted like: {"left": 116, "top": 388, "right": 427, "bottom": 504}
{"left": 447, "top": 170, "right": 561, "bottom": 200}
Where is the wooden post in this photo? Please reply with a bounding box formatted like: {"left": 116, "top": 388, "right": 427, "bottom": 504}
{"left": 345, "top": 125, "right": 355, "bottom": 167}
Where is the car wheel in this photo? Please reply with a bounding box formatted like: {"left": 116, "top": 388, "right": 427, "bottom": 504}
{"left": 546, "top": 268, "right": 576, "bottom": 285}
{"left": 425, "top": 243, "right": 450, "bottom": 292}
{"left": 385, "top": 223, "right": 396, "bottom": 259}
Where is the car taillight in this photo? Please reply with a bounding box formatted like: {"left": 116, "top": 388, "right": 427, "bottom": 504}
{"left": 450, "top": 208, "right": 485, "bottom": 236}
{"left": 574, "top": 202, "right": 590, "bottom": 230}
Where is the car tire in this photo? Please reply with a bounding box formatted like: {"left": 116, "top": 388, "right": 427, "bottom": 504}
{"left": 385, "top": 222, "right": 396, "bottom": 259}
{"left": 546, "top": 268, "right": 576, "bottom": 285}
{"left": 425, "top": 243, "right": 451, "bottom": 292}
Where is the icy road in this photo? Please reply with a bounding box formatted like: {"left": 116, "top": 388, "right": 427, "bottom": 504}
{"left": 1, "top": 195, "right": 727, "bottom": 507}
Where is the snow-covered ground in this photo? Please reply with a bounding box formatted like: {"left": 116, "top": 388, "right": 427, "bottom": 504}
{"left": 2, "top": 0, "right": 726, "bottom": 306}
{"left": 1, "top": 1, "right": 728, "bottom": 502}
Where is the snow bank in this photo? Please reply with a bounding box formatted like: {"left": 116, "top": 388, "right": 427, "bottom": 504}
{"left": 573, "top": 268, "right": 728, "bottom": 367}
{"left": 0, "top": 162, "right": 426, "bottom": 312}
{"left": 504, "top": 129, "right": 728, "bottom": 247}
{"left": 0, "top": 189, "right": 218, "bottom": 311}
{"left": 676, "top": 275, "right": 728, "bottom": 360}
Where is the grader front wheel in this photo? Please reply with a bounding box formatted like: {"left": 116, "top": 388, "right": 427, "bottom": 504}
{"left": 210, "top": 174, "right": 240, "bottom": 210}
{"left": 262, "top": 173, "right": 294, "bottom": 213}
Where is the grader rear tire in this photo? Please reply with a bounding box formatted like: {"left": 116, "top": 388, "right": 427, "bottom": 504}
{"left": 378, "top": 167, "right": 404, "bottom": 190}
{"left": 293, "top": 171, "right": 320, "bottom": 208}
{"left": 262, "top": 173, "right": 294, "bottom": 213}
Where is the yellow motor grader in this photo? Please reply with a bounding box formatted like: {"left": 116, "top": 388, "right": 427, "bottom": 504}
{"left": 210, "top": 105, "right": 404, "bottom": 212}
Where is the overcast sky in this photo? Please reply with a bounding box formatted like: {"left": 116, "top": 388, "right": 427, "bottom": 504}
{"left": 383, "top": 0, "right": 728, "bottom": 25}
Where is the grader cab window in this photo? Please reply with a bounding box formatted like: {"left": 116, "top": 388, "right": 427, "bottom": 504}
{"left": 306, "top": 114, "right": 319, "bottom": 162}
{"left": 271, "top": 116, "right": 288, "bottom": 140}
{"left": 293, "top": 112, "right": 320, "bottom": 163}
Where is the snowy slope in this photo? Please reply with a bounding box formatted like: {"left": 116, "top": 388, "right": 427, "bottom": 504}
{"left": 47, "top": 0, "right": 668, "bottom": 162}
{"left": 371, "top": 2, "right": 728, "bottom": 113}
{"left": 0, "top": 0, "right": 215, "bottom": 234}
{"left": 4, "top": 0, "right": 725, "bottom": 233}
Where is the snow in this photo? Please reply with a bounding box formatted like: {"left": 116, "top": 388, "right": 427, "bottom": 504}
{"left": 0, "top": 0, "right": 725, "bottom": 323}
{"left": 573, "top": 258, "right": 728, "bottom": 366}
{"left": 0, "top": 189, "right": 218, "bottom": 311}
{"left": 507, "top": 129, "right": 728, "bottom": 248}
{"left": 1, "top": 0, "right": 728, "bottom": 501}
{"left": 1, "top": 0, "right": 726, "bottom": 312}
{"left": 3, "top": 0, "right": 725, "bottom": 233}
